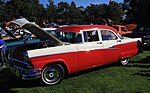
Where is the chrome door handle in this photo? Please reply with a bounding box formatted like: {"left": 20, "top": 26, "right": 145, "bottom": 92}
{"left": 97, "top": 42, "right": 102, "bottom": 44}
{"left": 117, "top": 40, "right": 121, "bottom": 42}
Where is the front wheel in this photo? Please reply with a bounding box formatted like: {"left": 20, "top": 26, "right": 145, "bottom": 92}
{"left": 42, "top": 64, "right": 65, "bottom": 85}
{"left": 120, "top": 58, "right": 130, "bottom": 65}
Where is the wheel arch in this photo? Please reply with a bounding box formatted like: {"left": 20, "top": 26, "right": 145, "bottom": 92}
{"left": 42, "top": 61, "right": 70, "bottom": 76}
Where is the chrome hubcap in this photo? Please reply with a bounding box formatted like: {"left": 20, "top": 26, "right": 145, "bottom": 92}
{"left": 121, "top": 58, "right": 129, "bottom": 65}
{"left": 42, "top": 64, "right": 64, "bottom": 85}
{"left": 49, "top": 72, "right": 54, "bottom": 78}
{"left": 44, "top": 67, "right": 60, "bottom": 82}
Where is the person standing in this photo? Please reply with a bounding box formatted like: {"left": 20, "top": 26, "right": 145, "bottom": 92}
{"left": 0, "top": 35, "right": 7, "bottom": 67}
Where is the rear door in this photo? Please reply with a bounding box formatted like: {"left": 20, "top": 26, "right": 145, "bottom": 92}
{"left": 99, "top": 29, "right": 122, "bottom": 64}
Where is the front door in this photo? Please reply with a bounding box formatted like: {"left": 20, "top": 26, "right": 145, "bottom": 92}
{"left": 77, "top": 30, "right": 104, "bottom": 71}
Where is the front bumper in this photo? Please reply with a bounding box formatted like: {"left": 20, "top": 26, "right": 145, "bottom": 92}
{"left": 9, "top": 65, "right": 41, "bottom": 80}
{"left": 9, "top": 58, "right": 41, "bottom": 80}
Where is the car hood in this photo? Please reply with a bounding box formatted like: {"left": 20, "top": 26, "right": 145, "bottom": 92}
{"left": 0, "top": 25, "right": 17, "bottom": 40}
{"left": 12, "top": 18, "right": 63, "bottom": 45}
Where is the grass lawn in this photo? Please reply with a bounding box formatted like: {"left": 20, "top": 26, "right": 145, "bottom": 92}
{"left": 0, "top": 51, "right": 150, "bottom": 93}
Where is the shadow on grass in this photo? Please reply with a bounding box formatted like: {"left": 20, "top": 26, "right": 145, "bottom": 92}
{"left": 0, "top": 68, "right": 47, "bottom": 93}
{"left": 127, "top": 56, "right": 150, "bottom": 67}
{"left": 67, "top": 62, "right": 118, "bottom": 79}
{"left": 128, "top": 56, "right": 150, "bottom": 79}
{"left": 133, "top": 70, "right": 150, "bottom": 78}
{"left": 143, "top": 47, "right": 150, "bottom": 51}
{"left": 0, "top": 63, "right": 118, "bottom": 93}
{"left": 0, "top": 55, "right": 150, "bottom": 93}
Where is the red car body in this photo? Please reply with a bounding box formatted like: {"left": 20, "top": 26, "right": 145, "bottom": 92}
{"left": 9, "top": 18, "right": 142, "bottom": 85}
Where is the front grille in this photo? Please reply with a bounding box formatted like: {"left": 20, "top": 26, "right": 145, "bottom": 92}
{"left": 10, "top": 58, "right": 33, "bottom": 69}
{"left": 9, "top": 58, "right": 41, "bottom": 80}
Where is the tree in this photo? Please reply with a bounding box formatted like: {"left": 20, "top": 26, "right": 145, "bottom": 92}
{"left": 0, "top": 0, "right": 6, "bottom": 22}
{"left": 56, "top": 1, "right": 69, "bottom": 24}
{"left": 85, "top": 4, "right": 105, "bottom": 24}
{"left": 106, "top": 1, "right": 124, "bottom": 24}
{"left": 2, "top": 0, "right": 45, "bottom": 24}
{"left": 124, "top": 0, "right": 150, "bottom": 25}
{"left": 77, "top": 6, "right": 85, "bottom": 24}
{"left": 84, "top": 1, "right": 123, "bottom": 25}
{"left": 46, "top": 0, "right": 57, "bottom": 22}
{"left": 68, "top": 1, "right": 84, "bottom": 24}
{"left": 0, "top": 0, "right": 124, "bottom": 26}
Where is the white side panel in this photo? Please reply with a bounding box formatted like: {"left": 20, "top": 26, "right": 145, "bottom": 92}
{"left": 122, "top": 37, "right": 142, "bottom": 43}
{"left": 78, "top": 42, "right": 103, "bottom": 51}
{"left": 102, "top": 40, "right": 119, "bottom": 48}
{"left": 27, "top": 44, "right": 78, "bottom": 58}
{"left": 102, "top": 37, "right": 141, "bottom": 48}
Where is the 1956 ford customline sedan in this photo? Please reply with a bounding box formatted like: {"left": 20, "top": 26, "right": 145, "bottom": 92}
{"left": 8, "top": 18, "right": 142, "bottom": 85}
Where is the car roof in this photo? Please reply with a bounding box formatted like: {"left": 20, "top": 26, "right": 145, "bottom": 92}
{"left": 56, "top": 25, "right": 118, "bottom": 33}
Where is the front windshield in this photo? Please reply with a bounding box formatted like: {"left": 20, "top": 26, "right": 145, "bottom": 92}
{"left": 56, "top": 32, "right": 82, "bottom": 44}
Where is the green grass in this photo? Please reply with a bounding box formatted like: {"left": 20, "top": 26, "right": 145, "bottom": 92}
{"left": 0, "top": 51, "right": 150, "bottom": 93}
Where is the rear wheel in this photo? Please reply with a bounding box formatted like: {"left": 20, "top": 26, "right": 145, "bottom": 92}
{"left": 120, "top": 58, "right": 130, "bottom": 65}
{"left": 42, "top": 64, "right": 65, "bottom": 85}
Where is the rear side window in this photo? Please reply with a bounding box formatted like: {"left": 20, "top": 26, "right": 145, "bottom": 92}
{"left": 101, "top": 30, "right": 118, "bottom": 41}
{"left": 83, "top": 30, "right": 99, "bottom": 42}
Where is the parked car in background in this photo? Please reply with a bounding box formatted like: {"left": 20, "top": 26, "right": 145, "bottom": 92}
{"left": 0, "top": 24, "right": 57, "bottom": 61}
{"left": 125, "top": 24, "right": 137, "bottom": 31}
{"left": 8, "top": 18, "right": 142, "bottom": 85}
{"left": 42, "top": 28, "right": 57, "bottom": 36}
{"left": 112, "top": 25, "right": 132, "bottom": 35}
{"left": 1, "top": 27, "right": 57, "bottom": 47}
{"left": 123, "top": 25, "right": 150, "bottom": 48}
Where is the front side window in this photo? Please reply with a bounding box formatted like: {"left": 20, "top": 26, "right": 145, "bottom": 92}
{"left": 101, "top": 30, "right": 118, "bottom": 41}
{"left": 56, "top": 32, "right": 82, "bottom": 44}
{"left": 83, "top": 30, "right": 99, "bottom": 42}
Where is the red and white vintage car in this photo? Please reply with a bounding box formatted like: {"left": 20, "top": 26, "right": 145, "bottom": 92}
{"left": 9, "top": 18, "right": 142, "bottom": 85}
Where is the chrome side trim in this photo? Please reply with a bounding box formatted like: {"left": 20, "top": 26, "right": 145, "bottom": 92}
{"left": 29, "top": 48, "right": 120, "bottom": 59}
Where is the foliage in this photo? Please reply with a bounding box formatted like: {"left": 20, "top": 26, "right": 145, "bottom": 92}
{"left": 123, "top": 0, "right": 150, "bottom": 25}
{"left": 107, "top": 2, "right": 124, "bottom": 24}
{"left": 0, "top": 0, "right": 124, "bottom": 25}
{"left": 46, "top": 0, "right": 57, "bottom": 22}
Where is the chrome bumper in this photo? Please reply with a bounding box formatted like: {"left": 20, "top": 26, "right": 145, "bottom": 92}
{"left": 9, "top": 65, "right": 41, "bottom": 80}
{"left": 9, "top": 58, "right": 41, "bottom": 80}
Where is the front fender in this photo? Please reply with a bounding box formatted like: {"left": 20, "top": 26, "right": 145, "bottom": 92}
{"left": 30, "top": 58, "right": 72, "bottom": 74}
